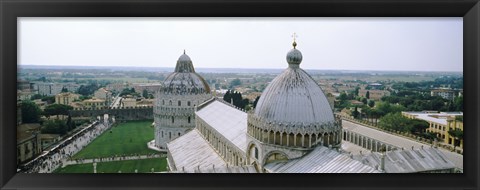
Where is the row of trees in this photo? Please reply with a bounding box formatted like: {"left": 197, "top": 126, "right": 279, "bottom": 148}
{"left": 20, "top": 101, "right": 76, "bottom": 135}
{"left": 223, "top": 90, "right": 250, "bottom": 110}
{"left": 378, "top": 112, "right": 430, "bottom": 136}
{"left": 382, "top": 91, "right": 463, "bottom": 112}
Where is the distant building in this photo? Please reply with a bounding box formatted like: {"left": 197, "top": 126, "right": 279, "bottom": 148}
{"left": 17, "top": 123, "right": 42, "bottom": 165}
{"left": 83, "top": 98, "right": 106, "bottom": 109}
{"left": 132, "top": 83, "right": 162, "bottom": 94}
{"left": 63, "top": 83, "right": 80, "bottom": 93}
{"left": 367, "top": 83, "right": 384, "bottom": 90}
{"left": 350, "top": 100, "right": 364, "bottom": 106}
{"left": 94, "top": 88, "right": 113, "bottom": 105}
{"left": 36, "top": 83, "right": 64, "bottom": 96}
{"left": 55, "top": 92, "right": 80, "bottom": 105}
{"left": 39, "top": 134, "right": 61, "bottom": 149}
{"left": 94, "top": 88, "right": 112, "bottom": 99}
{"left": 17, "top": 80, "right": 32, "bottom": 91}
{"left": 17, "top": 102, "right": 22, "bottom": 125}
{"left": 121, "top": 98, "right": 137, "bottom": 108}
{"left": 17, "top": 90, "right": 34, "bottom": 101}
{"left": 106, "top": 82, "right": 129, "bottom": 93}
{"left": 137, "top": 99, "right": 154, "bottom": 107}
{"left": 430, "top": 89, "right": 456, "bottom": 100}
{"left": 32, "top": 99, "right": 48, "bottom": 111}
{"left": 358, "top": 89, "right": 390, "bottom": 101}
{"left": 402, "top": 111, "right": 463, "bottom": 149}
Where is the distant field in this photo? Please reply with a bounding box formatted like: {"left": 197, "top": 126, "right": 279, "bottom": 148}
{"left": 86, "top": 77, "right": 152, "bottom": 83}
{"left": 72, "top": 120, "right": 156, "bottom": 159}
{"left": 317, "top": 75, "right": 436, "bottom": 82}
{"left": 54, "top": 158, "right": 168, "bottom": 173}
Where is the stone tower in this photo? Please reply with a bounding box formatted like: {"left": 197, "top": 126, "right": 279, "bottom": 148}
{"left": 154, "top": 51, "right": 212, "bottom": 149}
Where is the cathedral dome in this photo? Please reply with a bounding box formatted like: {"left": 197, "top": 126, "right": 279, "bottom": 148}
{"left": 161, "top": 51, "right": 211, "bottom": 95}
{"left": 254, "top": 42, "right": 334, "bottom": 125}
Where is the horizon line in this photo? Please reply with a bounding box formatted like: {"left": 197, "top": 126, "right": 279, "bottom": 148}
{"left": 18, "top": 64, "right": 464, "bottom": 73}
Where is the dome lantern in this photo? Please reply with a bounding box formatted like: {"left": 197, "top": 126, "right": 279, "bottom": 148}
{"left": 286, "top": 33, "right": 303, "bottom": 66}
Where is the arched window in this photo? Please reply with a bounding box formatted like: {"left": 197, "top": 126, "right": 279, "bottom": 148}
{"left": 171, "top": 116, "right": 174, "bottom": 123}
{"left": 161, "top": 131, "right": 164, "bottom": 138}
{"left": 187, "top": 101, "right": 191, "bottom": 106}
{"left": 178, "top": 101, "right": 181, "bottom": 106}
{"left": 188, "top": 116, "right": 191, "bottom": 123}
{"left": 169, "top": 100, "right": 172, "bottom": 106}
{"left": 254, "top": 147, "right": 259, "bottom": 159}
{"left": 162, "top": 100, "right": 165, "bottom": 105}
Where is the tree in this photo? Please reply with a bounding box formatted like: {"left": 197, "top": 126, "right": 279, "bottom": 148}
{"left": 366, "top": 91, "right": 370, "bottom": 99}
{"left": 61, "top": 87, "right": 68, "bottom": 93}
{"left": 77, "top": 83, "right": 99, "bottom": 96}
{"left": 448, "top": 128, "right": 463, "bottom": 150}
{"left": 454, "top": 96, "right": 463, "bottom": 112}
{"left": 253, "top": 96, "right": 260, "bottom": 108}
{"left": 354, "top": 86, "right": 360, "bottom": 97}
{"left": 142, "top": 89, "right": 149, "bottom": 99}
{"left": 409, "top": 119, "right": 429, "bottom": 135}
{"left": 21, "top": 101, "right": 41, "bottom": 123}
{"left": 378, "top": 112, "right": 411, "bottom": 132}
{"left": 222, "top": 90, "right": 249, "bottom": 109}
{"left": 361, "top": 97, "right": 368, "bottom": 104}
{"left": 368, "top": 100, "right": 375, "bottom": 108}
{"left": 223, "top": 90, "right": 232, "bottom": 103}
{"left": 229, "top": 78, "right": 242, "bottom": 88}
{"left": 43, "top": 104, "right": 73, "bottom": 118}
{"left": 30, "top": 94, "right": 43, "bottom": 100}
{"left": 41, "top": 119, "right": 68, "bottom": 135}
{"left": 41, "top": 96, "right": 56, "bottom": 104}
{"left": 376, "top": 102, "right": 405, "bottom": 117}
{"left": 352, "top": 106, "right": 359, "bottom": 119}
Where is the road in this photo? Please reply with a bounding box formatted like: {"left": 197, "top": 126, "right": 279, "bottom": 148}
{"left": 342, "top": 120, "right": 463, "bottom": 169}
{"left": 110, "top": 95, "right": 122, "bottom": 108}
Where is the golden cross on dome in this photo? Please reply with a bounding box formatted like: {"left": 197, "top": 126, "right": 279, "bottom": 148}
{"left": 292, "top": 32, "right": 298, "bottom": 42}
{"left": 291, "top": 33, "right": 298, "bottom": 49}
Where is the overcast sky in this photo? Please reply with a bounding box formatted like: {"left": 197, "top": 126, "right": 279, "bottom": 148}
{"left": 19, "top": 17, "right": 462, "bottom": 72}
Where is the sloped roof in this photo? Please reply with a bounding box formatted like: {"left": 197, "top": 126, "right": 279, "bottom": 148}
{"left": 196, "top": 100, "right": 248, "bottom": 153}
{"left": 357, "top": 147, "right": 456, "bottom": 173}
{"left": 264, "top": 146, "right": 380, "bottom": 173}
{"left": 167, "top": 129, "right": 226, "bottom": 172}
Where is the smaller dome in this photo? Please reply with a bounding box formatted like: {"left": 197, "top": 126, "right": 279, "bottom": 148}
{"left": 178, "top": 51, "right": 192, "bottom": 62}
{"left": 286, "top": 40, "right": 302, "bottom": 65}
{"left": 286, "top": 48, "right": 303, "bottom": 65}
{"left": 175, "top": 51, "right": 195, "bottom": 73}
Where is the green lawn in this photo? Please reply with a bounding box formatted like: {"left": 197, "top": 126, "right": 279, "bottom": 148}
{"left": 72, "top": 120, "right": 156, "bottom": 159}
{"left": 54, "top": 158, "right": 168, "bottom": 173}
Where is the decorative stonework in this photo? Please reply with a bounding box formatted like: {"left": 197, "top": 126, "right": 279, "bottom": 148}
{"left": 153, "top": 52, "right": 212, "bottom": 149}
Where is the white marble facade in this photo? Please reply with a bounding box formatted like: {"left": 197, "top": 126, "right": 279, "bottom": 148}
{"left": 154, "top": 52, "right": 212, "bottom": 149}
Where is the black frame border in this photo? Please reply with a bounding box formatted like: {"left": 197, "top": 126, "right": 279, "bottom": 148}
{"left": 1, "top": 0, "right": 479, "bottom": 190}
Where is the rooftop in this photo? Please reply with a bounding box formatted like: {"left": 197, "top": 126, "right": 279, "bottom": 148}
{"left": 355, "top": 147, "right": 456, "bottom": 173}
{"left": 167, "top": 129, "right": 227, "bottom": 172}
{"left": 196, "top": 100, "right": 248, "bottom": 153}
{"left": 264, "top": 146, "right": 380, "bottom": 173}
{"left": 402, "top": 111, "right": 463, "bottom": 125}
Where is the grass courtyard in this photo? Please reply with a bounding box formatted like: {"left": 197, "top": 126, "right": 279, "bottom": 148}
{"left": 72, "top": 120, "right": 157, "bottom": 159}
{"left": 54, "top": 158, "right": 168, "bottom": 173}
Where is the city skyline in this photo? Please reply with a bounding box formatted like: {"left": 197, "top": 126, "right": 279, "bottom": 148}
{"left": 19, "top": 17, "right": 462, "bottom": 72}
